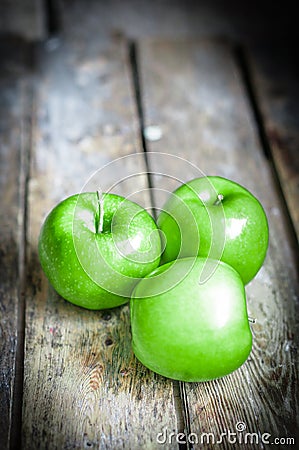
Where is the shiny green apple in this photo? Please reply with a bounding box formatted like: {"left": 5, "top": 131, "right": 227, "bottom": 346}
{"left": 131, "top": 257, "right": 252, "bottom": 382}
{"left": 157, "top": 176, "right": 269, "bottom": 284}
{"left": 38, "top": 192, "right": 161, "bottom": 309}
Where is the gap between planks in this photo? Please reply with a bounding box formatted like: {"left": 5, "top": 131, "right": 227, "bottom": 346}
{"left": 129, "top": 39, "right": 191, "bottom": 450}
{"left": 9, "top": 77, "right": 32, "bottom": 450}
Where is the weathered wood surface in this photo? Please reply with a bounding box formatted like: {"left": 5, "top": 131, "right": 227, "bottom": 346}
{"left": 0, "top": 38, "right": 32, "bottom": 450}
{"left": 1, "top": 2, "right": 298, "bottom": 448}
{"left": 247, "top": 45, "right": 299, "bottom": 241}
{"left": 139, "top": 39, "right": 299, "bottom": 447}
{"left": 22, "top": 20, "right": 177, "bottom": 450}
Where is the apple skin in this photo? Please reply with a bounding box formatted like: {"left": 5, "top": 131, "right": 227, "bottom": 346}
{"left": 131, "top": 257, "right": 252, "bottom": 382}
{"left": 157, "top": 176, "right": 269, "bottom": 284}
{"left": 38, "top": 192, "right": 161, "bottom": 310}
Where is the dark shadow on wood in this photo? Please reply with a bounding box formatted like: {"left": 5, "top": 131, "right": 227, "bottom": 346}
{"left": 235, "top": 44, "right": 299, "bottom": 274}
{"left": 9, "top": 45, "right": 34, "bottom": 450}
{"left": 44, "top": 0, "right": 61, "bottom": 36}
{"left": 129, "top": 41, "right": 158, "bottom": 220}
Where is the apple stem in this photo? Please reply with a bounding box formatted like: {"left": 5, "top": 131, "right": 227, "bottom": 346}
{"left": 214, "top": 194, "right": 224, "bottom": 206}
{"left": 248, "top": 316, "right": 256, "bottom": 324}
{"left": 96, "top": 190, "right": 104, "bottom": 233}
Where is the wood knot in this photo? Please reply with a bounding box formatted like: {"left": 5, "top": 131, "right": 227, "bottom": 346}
{"left": 101, "top": 311, "right": 112, "bottom": 321}
{"left": 105, "top": 338, "right": 113, "bottom": 346}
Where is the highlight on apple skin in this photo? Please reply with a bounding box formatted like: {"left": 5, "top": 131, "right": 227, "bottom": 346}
{"left": 130, "top": 257, "right": 252, "bottom": 382}
{"left": 157, "top": 176, "right": 269, "bottom": 284}
{"left": 38, "top": 192, "right": 162, "bottom": 310}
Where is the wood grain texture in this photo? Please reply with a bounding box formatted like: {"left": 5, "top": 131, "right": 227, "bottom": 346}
{"left": 247, "top": 45, "right": 299, "bottom": 241}
{"left": 139, "top": 39, "right": 299, "bottom": 447}
{"left": 22, "top": 11, "right": 177, "bottom": 450}
{"left": 0, "top": 38, "right": 32, "bottom": 450}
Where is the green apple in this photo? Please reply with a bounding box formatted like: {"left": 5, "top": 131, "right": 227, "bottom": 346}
{"left": 157, "top": 176, "right": 269, "bottom": 284}
{"left": 131, "top": 257, "right": 252, "bottom": 382}
{"left": 38, "top": 192, "right": 161, "bottom": 309}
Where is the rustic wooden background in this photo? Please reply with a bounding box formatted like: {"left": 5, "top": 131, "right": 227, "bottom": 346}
{"left": 0, "top": 1, "right": 298, "bottom": 449}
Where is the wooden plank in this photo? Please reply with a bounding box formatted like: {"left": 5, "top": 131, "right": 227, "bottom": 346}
{"left": 139, "top": 39, "right": 298, "bottom": 447}
{"left": 247, "top": 45, "right": 299, "bottom": 240}
{"left": 0, "top": 38, "right": 32, "bottom": 450}
{"left": 22, "top": 14, "right": 178, "bottom": 450}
